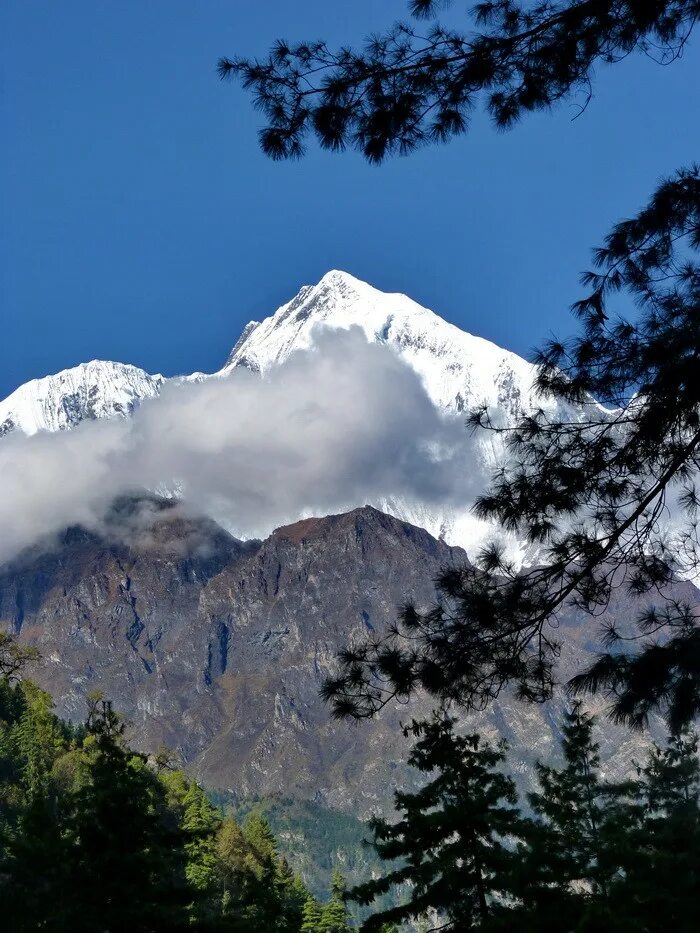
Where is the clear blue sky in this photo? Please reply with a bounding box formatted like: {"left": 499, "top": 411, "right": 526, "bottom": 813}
{"left": 2, "top": 0, "right": 699, "bottom": 399}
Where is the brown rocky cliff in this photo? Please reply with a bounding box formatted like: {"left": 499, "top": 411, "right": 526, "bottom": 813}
{"left": 0, "top": 497, "right": 686, "bottom": 815}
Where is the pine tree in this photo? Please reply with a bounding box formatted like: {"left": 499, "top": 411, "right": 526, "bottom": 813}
{"left": 215, "top": 814, "right": 258, "bottom": 927}
{"left": 608, "top": 727, "right": 700, "bottom": 932}
{"left": 0, "top": 672, "right": 334, "bottom": 933}
{"left": 241, "top": 812, "right": 284, "bottom": 929}
{"left": 181, "top": 780, "right": 222, "bottom": 925}
{"left": 182, "top": 780, "right": 221, "bottom": 889}
{"left": 350, "top": 714, "right": 523, "bottom": 931}
{"left": 301, "top": 894, "right": 324, "bottom": 933}
{"left": 277, "top": 855, "right": 312, "bottom": 932}
{"left": 511, "top": 703, "right": 612, "bottom": 930}
{"left": 322, "top": 165, "right": 700, "bottom": 731}
{"left": 0, "top": 678, "right": 73, "bottom": 931}
{"left": 60, "top": 696, "right": 189, "bottom": 932}
{"left": 221, "top": 0, "right": 699, "bottom": 163}
{"left": 320, "top": 867, "right": 350, "bottom": 932}
{"left": 14, "top": 682, "right": 65, "bottom": 804}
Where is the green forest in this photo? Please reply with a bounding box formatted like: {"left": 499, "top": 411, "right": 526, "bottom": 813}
{"left": 2, "top": 634, "right": 699, "bottom": 932}
{"left": 0, "top": 637, "right": 358, "bottom": 933}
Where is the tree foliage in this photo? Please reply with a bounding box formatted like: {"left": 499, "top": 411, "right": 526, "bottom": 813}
{"left": 355, "top": 705, "right": 700, "bottom": 931}
{"left": 350, "top": 713, "right": 522, "bottom": 930}
{"left": 0, "top": 658, "right": 344, "bottom": 933}
{"left": 220, "top": 0, "right": 699, "bottom": 162}
{"left": 322, "top": 165, "right": 700, "bottom": 729}
{"left": 511, "top": 703, "right": 614, "bottom": 929}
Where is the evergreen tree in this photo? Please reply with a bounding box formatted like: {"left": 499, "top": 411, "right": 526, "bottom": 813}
{"left": 320, "top": 867, "right": 351, "bottom": 932}
{"left": 608, "top": 727, "right": 700, "bottom": 932}
{"left": 511, "top": 703, "right": 611, "bottom": 929}
{"left": 0, "top": 633, "right": 39, "bottom": 682}
{"left": 217, "top": 814, "right": 251, "bottom": 922}
{"left": 182, "top": 779, "right": 222, "bottom": 890}
{"left": 0, "top": 681, "right": 73, "bottom": 931}
{"left": 181, "top": 779, "right": 222, "bottom": 925}
{"left": 322, "top": 165, "right": 700, "bottom": 730}
{"left": 301, "top": 894, "right": 325, "bottom": 932}
{"left": 241, "top": 812, "right": 284, "bottom": 929}
{"left": 221, "top": 0, "right": 698, "bottom": 163}
{"left": 350, "top": 714, "right": 523, "bottom": 931}
{"left": 0, "top": 666, "right": 329, "bottom": 933}
{"left": 277, "top": 856, "right": 312, "bottom": 932}
{"left": 14, "top": 682, "right": 66, "bottom": 804}
{"left": 60, "top": 695, "right": 189, "bottom": 932}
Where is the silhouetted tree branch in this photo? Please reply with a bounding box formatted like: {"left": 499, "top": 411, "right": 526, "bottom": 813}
{"left": 323, "top": 165, "right": 700, "bottom": 729}
{"left": 219, "top": 0, "right": 699, "bottom": 162}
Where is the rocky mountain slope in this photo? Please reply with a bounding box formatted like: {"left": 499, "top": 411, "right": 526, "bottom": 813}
{"left": 0, "top": 496, "right": 674, "bottom": 816}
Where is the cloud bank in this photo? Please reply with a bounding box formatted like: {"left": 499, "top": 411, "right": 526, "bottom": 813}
{"left": 0, "top": 328, "right": 482, "bottom": 564}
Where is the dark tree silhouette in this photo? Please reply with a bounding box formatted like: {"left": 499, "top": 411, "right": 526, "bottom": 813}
{"left": 512, "top": 703, "right": 613, "bottom": 929}
{"left": 219, "top": 0, "right": 698, "bottom": 162}
{"left": 349, "top": 714, "right": 522, "bottom": 931}
{"left": 322, "top": 165, "right": 700, "bottom": 728}
{"left": 0, "top": 633, "right": 39, "bottom": 681}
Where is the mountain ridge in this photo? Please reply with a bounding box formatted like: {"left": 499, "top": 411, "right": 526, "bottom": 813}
{"left": 1, "top": 270, "right": 541, "bottom": 435}
{"left": 0, "top": 271, "right": 559, "bottom": 555}
{"left": 0, "top": 495, "right": 674, "bottom": 816}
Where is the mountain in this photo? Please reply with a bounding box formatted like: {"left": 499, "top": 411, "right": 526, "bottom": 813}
{"left": 1, "top": 271, "right": 546, "bottom": 437}
{"left": 0, "top": 271, "right": 571, "bottom": 554}
{"left": 0, "top": 270, "right": 556, "bottom": 434}
{"left": 0, "top": 495, "right": 673, "bottom": 816}
{"left": 223, "top": 270, "right": 543, "bottom": 422}
{"left": 0, "top": 360, "right": 164, "bottom": 437}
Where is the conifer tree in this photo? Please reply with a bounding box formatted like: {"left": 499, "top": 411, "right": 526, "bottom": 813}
{"left": 322, "top": 165, "right": 700, "bottom": 730}
{"left": 277, "top": 855, "right": 313, "bottom": 932}
{"left": 301, "top": 893, "right": 325, "bottom": 933}
{"left": 0, "top": 669, "right": 331, "bottom": 933}
{"left": 241, "top": 812, "right": 284, "bottom": 929}
{"left": 608, "top": 727, "right": 700, "bottom": 932}
{"left": 181, "top": 780, "right": 222, "bottom": 925}
{"left": 0, "top": 633, "right": 39, "bottom": 683}
{"left": 182, "top": 780, "right": 222, "bottom": 889}
{"left": 0, "top": 681, "right": 73, "bottom": 931}
{"left": 14, "top": 682, "right": 65, "bottom": 804}
{"left": 60, "top": 695, "right": 189, "bottom": 932}
{"left": 221, "top": 0, "right": 698, "bottom": 163}
{"left": 217, "top": 814, "right": 251, "bottom": 922}
{"left": 320, "top": 867, "right": 351, "bottom": 932}
{"left": 350, "top": 713, "right": 522, "bottom": 931}
{"left": 512, "top": 703, "right": 611, "bottom": 929}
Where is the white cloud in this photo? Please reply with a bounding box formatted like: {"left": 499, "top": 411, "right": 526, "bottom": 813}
{"left": 0, "top": 327, "right": 480, "bottom": 563}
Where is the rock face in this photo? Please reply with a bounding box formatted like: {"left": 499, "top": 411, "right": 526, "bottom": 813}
{"left": 0, "top": 496, "right": 681, "bottom": 815}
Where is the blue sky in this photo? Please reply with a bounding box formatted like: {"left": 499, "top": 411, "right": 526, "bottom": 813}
{"left": 2, "top": 0, "right": 699, "bottom": 399}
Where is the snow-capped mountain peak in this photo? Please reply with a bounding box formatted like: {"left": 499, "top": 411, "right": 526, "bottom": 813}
{"left": 1, "top": 272, "right": 541, "bottom": 438}
{"left": 0, "top": 273, "right": 553, "bottom": 556}
{"left": 223, "top": 269, "right": 539, "bottom": 418}
{"left": 0, "top": 360, "right": 164, "bottom": 437}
